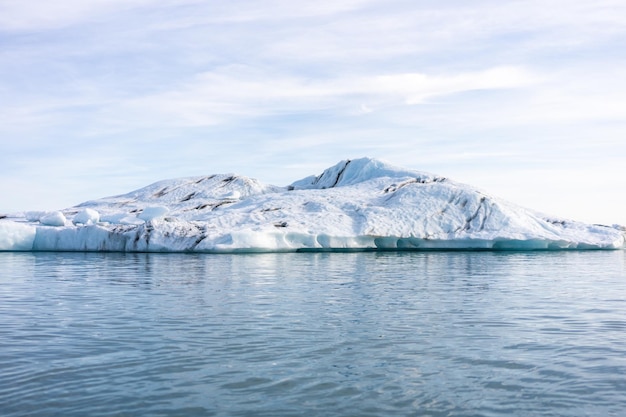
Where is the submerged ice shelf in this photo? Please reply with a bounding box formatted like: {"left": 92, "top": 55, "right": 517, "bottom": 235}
{"left": 1, "top": 158, "right": 625, "bottom": 252}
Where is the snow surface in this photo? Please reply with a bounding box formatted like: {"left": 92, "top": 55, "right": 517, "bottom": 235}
{"left": 1, "top": 158, "right": 624, "bottom": 252}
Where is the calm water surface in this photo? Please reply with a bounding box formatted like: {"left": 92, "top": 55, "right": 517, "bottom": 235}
{"left": 1, "top": 251, "right": 625, "bottom": 416}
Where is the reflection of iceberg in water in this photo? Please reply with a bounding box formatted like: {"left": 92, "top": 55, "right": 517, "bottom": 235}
{"left": 1, "top": 158, "right": 624, "bottom": 252}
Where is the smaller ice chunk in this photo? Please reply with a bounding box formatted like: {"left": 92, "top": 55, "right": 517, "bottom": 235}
{"left": 73, "top": 208, "right": 100, "bottom": 225}
{"left": 40, "top": 211, "right": 67, "bottom": 227}
{"left": 138, "top": 206, "right": 169, "bottom": 221}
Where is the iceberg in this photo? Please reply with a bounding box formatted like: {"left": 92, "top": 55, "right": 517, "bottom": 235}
{"left": 1, "top": 158, "right": 624, "bottom": 252}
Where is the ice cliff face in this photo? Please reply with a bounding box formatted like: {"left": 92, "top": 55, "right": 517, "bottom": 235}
{"left": 1, "top": 158, "right": 624, "bottom": 252}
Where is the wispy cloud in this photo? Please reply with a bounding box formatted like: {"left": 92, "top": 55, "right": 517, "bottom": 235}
{"left": 106, "top": 65, "right": 534, "bottom": 128}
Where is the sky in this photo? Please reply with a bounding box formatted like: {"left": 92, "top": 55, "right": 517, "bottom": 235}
{"left": 1, "top": 0, "right": 625, "bottom": 226}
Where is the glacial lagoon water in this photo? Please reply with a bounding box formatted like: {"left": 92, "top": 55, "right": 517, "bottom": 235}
{"left": 1, "top": 251, "right": 626, "bottom": 417}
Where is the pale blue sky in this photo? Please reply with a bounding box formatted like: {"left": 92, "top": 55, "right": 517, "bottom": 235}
{"left": 1, "top": 0, "right": 625, "bottom": 225}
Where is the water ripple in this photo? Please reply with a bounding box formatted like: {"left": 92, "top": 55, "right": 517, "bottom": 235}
{"left": 1, "top": 251, "right": 626, "bottom": 416}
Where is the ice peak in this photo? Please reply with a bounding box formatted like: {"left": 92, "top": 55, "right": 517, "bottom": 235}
{"left": 290, "top": 157, "right": 436, "bottom": 189}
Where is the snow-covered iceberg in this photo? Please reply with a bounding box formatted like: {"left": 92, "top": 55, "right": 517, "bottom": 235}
{"left": 1, "top": 158, "right": 624, "bottom": 252}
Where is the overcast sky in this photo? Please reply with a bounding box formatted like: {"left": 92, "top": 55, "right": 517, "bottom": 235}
{"left": 1, "top": 0, "right": 625, "bottom": 225}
